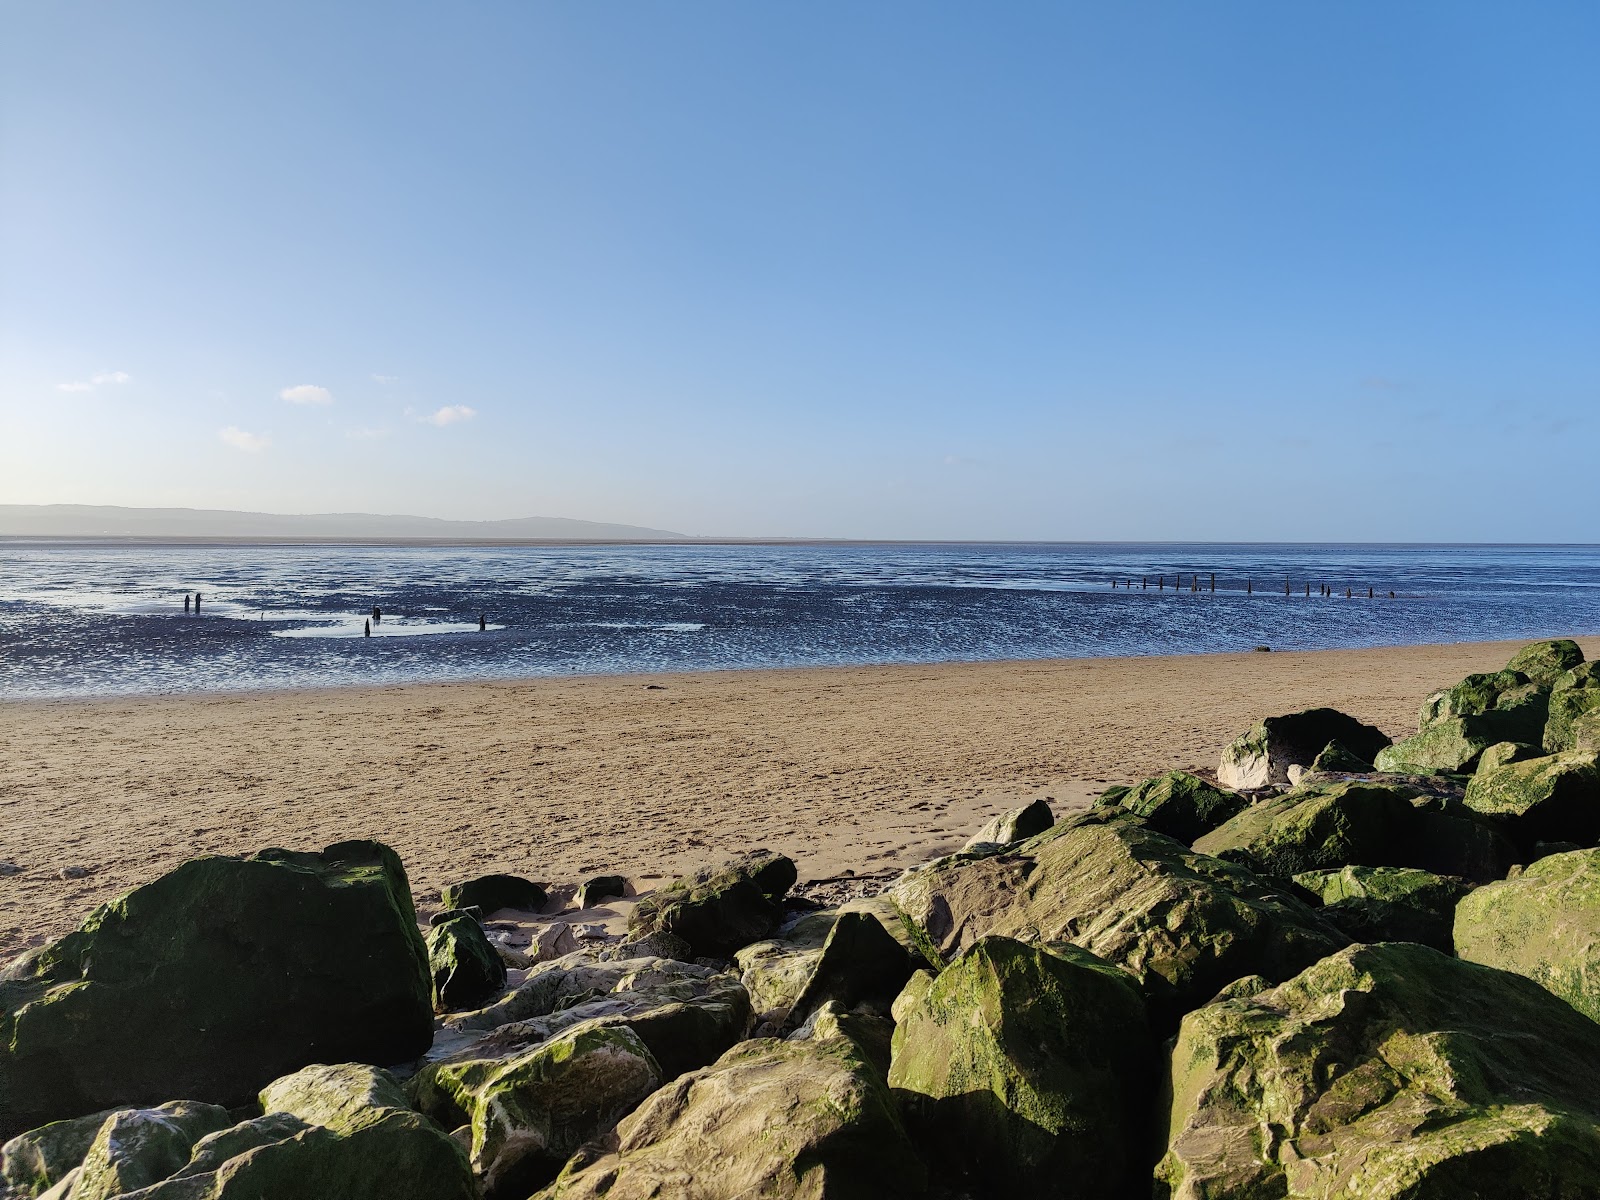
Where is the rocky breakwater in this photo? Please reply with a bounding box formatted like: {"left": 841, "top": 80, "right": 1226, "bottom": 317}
{"left": 8, "top": 638, "right": 1600, "bottom": 1198}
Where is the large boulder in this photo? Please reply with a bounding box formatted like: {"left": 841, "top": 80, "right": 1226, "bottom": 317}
{"left": 887, "top": 936, "right": 1152, "bottom": 1198}
{"left": 1218, "top": 709, "right": 1390, "bottom": 790}
{"left": 1374, "top": 715, "right": 1507, "bottom": 774}
{"left": 1506, "top": 638, "right": 1586, "bottom": 686}
{"left": 1545, "top": 665, "right": 1600, "bottom": 752}
{"left": 441, "top": 873, "right": 547, "bottom": 915}
{"left": 0, "top": 841, "right": 432, "bottom": 1138}
{"left": 1192, "top": 780, "right": 1515, "bottom": 883}
{"left": 1415, "top": 670, "right": 1549, "bottom": 746}
{"left": 427, "top": 914, "right": 508, "bottom": 1012}
{"left": 414, "top": 1024, "right": 663, "bottom": 1198}
{"left": 1156, "top": 942, "right": 1600, "bottom": 1198}
{"left": 1107, "top": 771, "right": 1248, "bottom": 844}
{"left": 1291, "top": 865, "right": 1473, "bottom": 952}
{"left": 535, "top": 1035, "right": 926, "bottom": 1200}
{"left": 737, "top": 908, "right": 913, "bottom": 1033}
{"left": 3, "top": 1109, "right": 123, "bottom": 1197}
{"left": 963, "top": 798, "right": 1054, "bottom": 849}
{"left": 43, "top": 1102, "right": 230, "bottom": 1200}
{"left": 889, "top": 810, "right": 1346, "bottom": 1027}
{"left": 1455, "top": 848, "right": 1600, "bottom": 1022}
{"left": 1461, "top": 751, "right": 1600, "bottom": 851}
{"left": 628, "top": 851, "right": 797, "bottom": 957}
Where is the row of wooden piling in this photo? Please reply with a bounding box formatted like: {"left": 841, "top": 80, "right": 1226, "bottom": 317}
{"left": 1108, "top": 576, "right": 1396, "bottom": 599}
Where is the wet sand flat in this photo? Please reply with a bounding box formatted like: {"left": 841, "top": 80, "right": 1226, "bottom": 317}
{"left": 3, "top": 637, "right": 1594, "bottom": 960}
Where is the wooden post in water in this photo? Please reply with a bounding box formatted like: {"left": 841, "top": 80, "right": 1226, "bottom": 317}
{"left": 1305, "top": 582, "right": 1311, "bottom": 597}
{"left": 1159, "top": 575, "right": 1165, "bottom": 590}
{"left": 1210, "top": 573, "right": 1215, "bottom": 593}
{"left": 1368, "top": 586, "right": 1374, "bottom": 598}
{"left": 1142, "top": 577, "right": 1148, "bottom": 590}
{"left": 1247, "top": 579, "right": 1253, "bottom": 594}
{"left": 1285, "top": 579, "right": 1291, "bottom": 596}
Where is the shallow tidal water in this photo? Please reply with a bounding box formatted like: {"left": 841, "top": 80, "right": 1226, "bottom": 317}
{"left": 1, "top": 541, "right": 1598, "bottom": 698}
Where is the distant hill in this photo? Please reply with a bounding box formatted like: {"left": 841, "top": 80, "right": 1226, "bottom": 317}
{"left": 0, "top": 504, "right": 688, "bottom": 542}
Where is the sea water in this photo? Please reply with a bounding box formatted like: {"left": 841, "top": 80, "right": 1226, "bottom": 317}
{"left": 1, "top": 541, "right": 1598, "bottom": 698}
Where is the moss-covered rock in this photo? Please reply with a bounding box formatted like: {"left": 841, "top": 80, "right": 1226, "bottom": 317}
{"left": 734, "top": 912, "right": 836, "bottom": 1021}
{"left": 258, "top": 1062, "right": 412, "bottom": 1133}
{"left": 535, "top": 1036, "right": 926, "bottom": 1200}
{"left": 1545, "top": 677, "right": 1600, "bottom": 753}
{"left": 627, "top": 850, "right": 796, "bottom": 957}
{"left": 887, "top": 936, "right": 1152, "bottom": 1198}
{"left": 963, "top": 798, "right": 1054, "bottom": 849}
{"left": 440, "top": 873, "right": 547, "bottom": 915}
{"left": 69, "top": 1103, "right": 233, "bottom": 1200}
{"left": 1374, "top": 715, "right": 1505, "bottom": 773}
{"left": 1291, "top": 865, "right": 1473, "bottom": 952}
{"left": 415, "top": 1023, "right": 662, "bottom": 1198}
{"left": 1462, "top": 751, "right": 1600, "bottom": 851}
{"left": 0, "top": 841, "right": 432, "bottom": 1138}
{"left": 575, "top": 875, "right": 628, "bottom": 909}
{"left": 1192, "top": 780, "right": 1514, "bottom": 883}
{"left": 1156, "top": 942, "right": 1600, "bottom": 1199}
{"left": 1112, "top": 771, "right": 1248, "bottom": 844}
{"left": 1218, "top": 708, "right": 1391, "bottom": 789}
{"left": 2, "top": 1109, "right": 123, "bottom": 1197}
{"left": 1506, "top": 638, "right": 1586, "bottom": 686}
{"left": 427, "top": 913, "right": 507, "bottom": 1012}
{"left": 1455, "top": 848, "right": 1600, "bottom": 1023}
{"left": 1418, "top": 668, "right": 1529, "bottom": 727}
{"left": 1577, "top": 708, "right": 1600, "bottom": 754}
{"left": 1476, "top": 740, "right": 1542, "bottom": 774}
{"left": 889, "top": 810, "right": 1346, "bottom": 1027}
{"left": 1308, "top": 739, "right": 1375, "bottom": 774}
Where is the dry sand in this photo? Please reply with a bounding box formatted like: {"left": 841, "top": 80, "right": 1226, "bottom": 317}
{"left": 3, "top": 638, "right": 1595, "bottom": 960}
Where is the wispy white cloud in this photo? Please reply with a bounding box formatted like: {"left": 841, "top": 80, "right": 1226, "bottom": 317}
{"left": 346, "top": 425, "right": 391, "bottom": 441}
{"left": 371, "top": 374, "right": 400, "bottom": 384}
{"left": 219, "top": 425, "right": 271, "bottom": 453}
{"left": 280, "top": 384, "right": 333, "bottom": 405}
{"left": 57, "top": 370, "right": 131, "bottom": 393}
{"left": 423, "top": 404, "right": 476, "bottom": 426}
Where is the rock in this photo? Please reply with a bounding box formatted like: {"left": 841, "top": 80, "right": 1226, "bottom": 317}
{"left": 1476, "top": 740, "right": 1542, "bottom": 774}
{"left": 1545, "top": 670, "right": 1600, "bottom": 752}
{"left": 1113, "top": 771, "right": 1248, "bottom": 843}
{"left": 1455, "top": 848, "right": 1600, "bottom": 1022}
{"left": 576, "top": 875, "right": 628, "bottom": 909}
{"left": 174, "top": 1112, "right": 311, "bottom": 1177}
{"left": 962, "top": 798, "right": 1054, "bottom": 850}
{"left": 1291, "top": 865, "right": 1473, "bottom": 952}
{"left": 889, "top": 810, "right": 1346, "bottom": 1027}
{"left": 0, "top": 861, "right": 21, "bottom": 877}
{"left": 888, "top": 936, "right": 1152, "bottom": 1198}
{"left": 3, "top": 1109, "right": 123, "bottom": 1197}
{"left": 1418, "top": 668, "right": 1528, "bottom": 727}
{"left": 1578, "top": 708, "right": 1600, "bottom": 753}
{"left": 535, "top": 1036, "right": 926, "bottom": 1200}
{"left": 427, "top": 913, "right": 508, "bottom": 1011}
{"left": 528, "top": 921, "right": 579, "bottom": 963}
{"left": 0, "top": 840, "right": 432, "bottom": 1138}
{"left": 1506, "top": 637, "right": 1586, "bottom": 686}
{"left": 734, "top": 912, "right": 836, "bottom": 1023}
{"left": 433, "top": 952, "right": 751, "bottom": 1082}
{"left": 69, "top": 1103, "right": 233, "bottom": 1200}
{"left": 627, "top": 850, "right": 796, "bottom": 957}
{"left": 429, "top": 906, "right": 484, "bottom": 926}
{"left": 440, "top": 873, "right": 547, "bottom": 915}
{"left": 782, "top": 911, "right": 912, "bottom": 1032}
{"left": 1462, "top": 751, "right": 1600, "bottom": 851}
{"left": 415, "top": 1024, "right": 663, "bottom": 1198}
{"left": 1156, "top": 942, "right": 1600, "bottom": 1198}
{"left": 1192, "top": 779, "right": 1515, "bottom": 883}
{"left": 57, "top": 866, "right": 90, "bottom": 881}
{"left": 1218, "top": 708, "right": 1391, "bottom": 789}
{"left": 1374, "top": 715, "right": 1505, "bottom": 774}
{"left": 602, "top": 929, "right": 691, "bottom": 963}
{"left": 258, "top": 1062, "right": 412, "bottom": 1131}
{"left": 1097, "top": 783, "right": 1132, "bottom": 806}
{"left": 1307, "top": 738, "right": 1375, "bottom": 773}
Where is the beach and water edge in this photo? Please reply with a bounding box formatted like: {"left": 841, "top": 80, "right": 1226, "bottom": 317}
{"left": 6, "top": 635, "right": 1598, "bottom": 962}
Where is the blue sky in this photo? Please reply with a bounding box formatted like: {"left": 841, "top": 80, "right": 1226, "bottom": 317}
{"left": 2, "top": 3, "right": 1595, "bottom": 539}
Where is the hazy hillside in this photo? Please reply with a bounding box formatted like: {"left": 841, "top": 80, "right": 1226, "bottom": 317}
{"left": 0, "top": 505, "right": 687, "bottom": 541}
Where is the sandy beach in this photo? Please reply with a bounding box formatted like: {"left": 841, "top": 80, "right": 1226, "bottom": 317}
{"left": 2, "top": 637, "right": 1595, "bottom": 961}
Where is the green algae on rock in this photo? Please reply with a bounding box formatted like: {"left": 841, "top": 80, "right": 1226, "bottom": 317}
{"left": 535, "top": 1035, "right": 926, "bottom": 1200}
{"left": 1455, "top": 847, "right": 1600, "bottom": 1023}
{"left": 0, "top": 841, "right": 432, "bottom": 1139}
{"left": 1505, "top": 638, "right": 1586, "bottom": 686}
{"left": 1157, "top": 942, "right": 1600, "bottom": 1199}
{"left": 42, "top": 1103, "right": 230, "bottom": 1200}
{"left": 887, "top": 936, "right": 1152, "bottom": 1199}
{"left": 415, "top": 1023, "right": 663, "bottom": 1198}
{"left": 440, "top": 873, "right": 548, "bottom": 915}
{"left": 1109, "top": 770, "right": 1248, "bottom": 844}
{"left": 889, "top": 810, "right": 1346, "bottom": 1027}
{"left": 1462, "top": 751, "right": 1600, "bottom": 851}
{"left": 427, "top": 912, "right": 508, "bottom": 1012}
{"left": 962, "top": 797, "right": 1055, "bottom": 849}
{"left": 627, "top": 850, "right": 797, "bottom": 957}
{"left": 1291, "top": 865, "right": 1473, "bottom": 952}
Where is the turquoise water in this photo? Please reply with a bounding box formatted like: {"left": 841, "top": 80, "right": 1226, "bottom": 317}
{"left": 1, "top": 541, "right": 1597, "bottom": 697}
